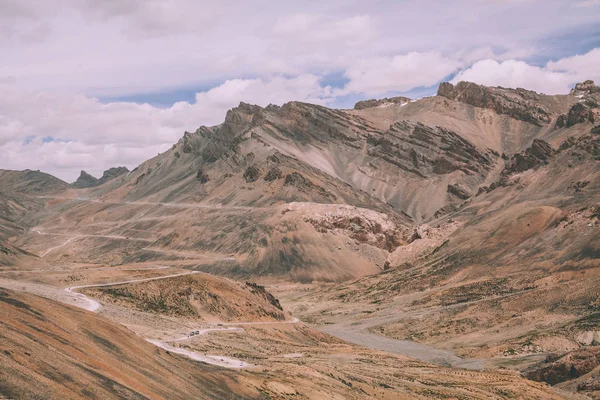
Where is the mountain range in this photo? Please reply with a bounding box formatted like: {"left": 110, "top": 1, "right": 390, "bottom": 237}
{"left": 1, "top": 79, "right": 598, "bottom": 399}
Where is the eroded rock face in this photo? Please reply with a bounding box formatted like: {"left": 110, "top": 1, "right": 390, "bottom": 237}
{"left": 264, "top": 167, "right": 283, "bottom": 181}
{"left": 524, "top": 347, "right": 600, "bottom": 385}
{"left": 571, "top": 80, "right": 600, "bottom": 95}
{"left": 243, "top": 165, "right": 260, "bottom": 182}
{"left": 503, "top": 139, "right": 555, "bottom": 175}
{"left": 447, "top": 183, "right": 471, "bottom": 200}
{"left": 245, "top": 282, "right": 283, "bottom": 311}
{"left": 354, "top": 96, "right": 411, "bottom": 110}
{"left": 284, "top": 172, "right": 336, "bottom": 200}
{"left": 556, "top": 103, "right": 596, "bottom": 128}
{"left": 300, "top": 204, "right": 408, "bottom": 251}
{"left": 367, "top": 121, "right": 495, "bottom": 178}
{"left": 196, "top": 168, "right": 209, "bottom": 183}
{"left": 438, "top": 81, "right": 552, "bottom": 126}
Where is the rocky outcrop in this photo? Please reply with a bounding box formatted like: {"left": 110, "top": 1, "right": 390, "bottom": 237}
{"left": 447, "top": 183, "right": 471, "bottom": 200}
{"left": 72, "top": 167, "right": 129, "bottom": 188}
{"left": 243, "top": 165, "right": 260, "bottom": 182}
{"left": 284, "top": 172, "right": 336, "bottom": 200}
{"left": 245, "top": 282, "right": 283, "bottom": 311}
{"left": 556, "top": 103, "right": 595, "bottom": 128}
{"left": 570, "top": 80, "right": 600, "bottom": 96}
{"left": 503, "top": 139, "right": 555, "bottom": 175}
{"left": 265, "top": 101, "right": 371, "bottom": 148}
{"left": 354, "top": 96, "right": 411, "bottom": 110}
{"left": 438, "top": 81, "right": 552, "bottom": 126}
{"left": 99, "top": 167, "right": 129, "bottom": 182}
{"left": 196, "top": 168, "right": 209, "bottom": 183}
{"left": 573, "top": 132, "right": 600, "bottom": 159}
{"left": 72, "top": 170, "right": 98, "bottom": 188}
{"left": 367, "top": 121, "right": 495, "bottom": 178}
{"left": 524, "top": 346, "right": 600, "bottom": 385}
{"left": 302, "top": 206, "right": 408, "bottom": 251}
{"left": 264, "top": 167, "right": 283, "bottom": 181}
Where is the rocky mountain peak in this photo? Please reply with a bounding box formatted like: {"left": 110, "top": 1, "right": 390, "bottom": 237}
{"left": 437, "top": 81, "right": 552, "bottom": 126}
{"left": 571, "top": 80, "right": 600, "bottom": 95}
{"left": 354, "top": 96, "right": 411, "bottom": 110}
{"left": 71, "top": 167, "right": 129, "bottom": 188}
{"left": 100, "top": 166, "right": 129, "bottom": 181}
{"left": 72, "top": 170, "right": 98, "bottom": 188}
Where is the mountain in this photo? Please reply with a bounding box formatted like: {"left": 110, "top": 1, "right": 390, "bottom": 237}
{"left": 0, "top": 170, "right": 67, "bottom": 268}
{"left": 277, "top": 81, "right": 599, "bottom": 396}
{"left": 13, "top": 80, "right": 597, "bottom": 283}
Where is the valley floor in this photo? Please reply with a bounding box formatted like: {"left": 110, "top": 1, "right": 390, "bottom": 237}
{"left": 0, "top": 259, "right": 584, "bottom": 399}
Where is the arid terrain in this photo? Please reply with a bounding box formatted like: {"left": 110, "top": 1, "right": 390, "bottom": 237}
{"left": 1, "top": 79, "right": 599, "bottom": 399}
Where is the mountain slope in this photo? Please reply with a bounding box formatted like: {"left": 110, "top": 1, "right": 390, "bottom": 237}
{"left": 0, "top": 288, "right": 253, "bottom": 399}
{"left": 281, "top": 115, "right": 599, "bottom": 394}
{"left": 9, "top": 80, "right": 599, "bottom": 283}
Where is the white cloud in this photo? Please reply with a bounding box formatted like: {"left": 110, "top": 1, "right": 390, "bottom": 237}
{"left": 546, "top": 48, "right": 600, "bottom": 83}
{"left": 1, "top": 0, "right": 600, "bottom": 180}
{"left": 575, "top": 0, "right": 600, "bottom": 7}
{"left": 1, "top": 1, "right": 599, "bottom": 97}
{"left": 0, "top": 75, "right": 333, "bottom": 181}
{"left": 451, "top": 48, "right": 600, "bottom": 94}
{"left": 341, "top": 52, "right": 462, "bottom": 96}
{"left": 451, "top": 59, "right": 573, "bottom": 94}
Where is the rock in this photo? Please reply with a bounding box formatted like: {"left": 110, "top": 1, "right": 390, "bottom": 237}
{"left": 570, "top": 80, "right": 600, "bottom": 95}
{"left": 354, "top": 96, "right": 411, "bottom": 110}
{"left": 438, "top": 81, "right": 552, "bottom": 126}
{"left": 243, "top": 165, "right": 260, "bottom": 182}
{"left": 284, "top": 172, "right": 311, "bottom": 187}
{"left": 476, "top": 186, "right": 488, "bottom": 196}
{"left": 556, "top": 103, "right": 595, "bottom": 128}
{"left": 182, "top": 131, "right": 196, "bottom": 153}
{"left": 447, "top": 183, "right": 471, "bottom": 200}
{"left": 264, "top": 167, "right": 283, "bottom": 182}
{"left": 503, "top": 139, "right": 555, "bottom": 175}
{"left": 245, "top": 282, "right": 283, "bottom": 311}
{"left": 196, "top": 168, "right": 209, "bottom": 183}
{"left": 524, "top": 347, "right": 600, "bottom": 385}
{"left": 559, "top": 137, "right": 577, "bottom": 151}
{"left": 367, "top": 121, "right": 494, "bottom": 178}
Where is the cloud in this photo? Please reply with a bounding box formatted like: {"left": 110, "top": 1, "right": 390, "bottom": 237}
{"left": 451, "top": 59, "right": 573, "bottom": 94}
{"left": 0, "top": 75, "right": 332, "bottom": 181}
{"left": 2, "top": 1, "right": 599, "bottom": 97}
{"left": 341, "top": 52, "right": 462, "bottom": 96}
{"left": 451, "top": 48, "right": 600, "bottom": 94}
{"left": 274, "top": 14, "right": 375, "bottom": 47}
{"left": 575, "top": 0, "right": 600, "bottom": 7}
{"left": 1, "top": 0, "right": 600, "bottom": 180}
{"left": 546, "top": 48, "right": 600, "bottom": 83}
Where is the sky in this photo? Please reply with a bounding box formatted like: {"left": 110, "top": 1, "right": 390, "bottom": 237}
{"left": 1, "top": 0, "right": 599, "bottom": 181}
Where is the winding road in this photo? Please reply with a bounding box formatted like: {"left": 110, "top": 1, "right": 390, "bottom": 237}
{"left": 61, "top": 270, "right": 299, "bottom": 369}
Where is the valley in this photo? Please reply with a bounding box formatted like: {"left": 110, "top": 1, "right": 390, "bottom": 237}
{"left": 1, "top": 79, "right": 599, "bottom": 399}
